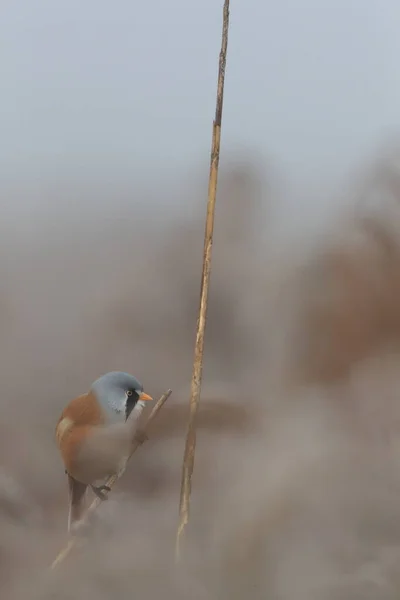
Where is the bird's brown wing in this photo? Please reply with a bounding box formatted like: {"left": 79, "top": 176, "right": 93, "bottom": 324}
{"left": 67, "top": 473, "right": 87, "bottom": 532}
{"left": 55, "top": 392, "right": 105, "bottom": 478}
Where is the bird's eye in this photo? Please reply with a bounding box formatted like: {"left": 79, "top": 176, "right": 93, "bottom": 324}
{"left": 126, "top": 390, "right": 133, "bottom": 397}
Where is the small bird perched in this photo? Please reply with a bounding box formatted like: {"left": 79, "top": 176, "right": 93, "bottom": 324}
{"left": 55, "top": 371, "right": 153, "bottom": 533}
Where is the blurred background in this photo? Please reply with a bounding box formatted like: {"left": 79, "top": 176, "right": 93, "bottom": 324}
{"left": 4, "top": 1, "right": 400, "bottom": 598}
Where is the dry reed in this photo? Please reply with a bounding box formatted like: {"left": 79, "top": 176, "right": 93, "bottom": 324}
{"left": 175, "top": 0, "right": 231, "bottom": 562}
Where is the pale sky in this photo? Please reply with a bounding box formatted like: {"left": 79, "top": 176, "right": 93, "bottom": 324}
{"left": 3, "top": 1, "right": 400, "bottom": 205}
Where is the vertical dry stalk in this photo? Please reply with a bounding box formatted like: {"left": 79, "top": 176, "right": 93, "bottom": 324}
{"left": 175, "top": 0, "right": 231, "bottom": 562}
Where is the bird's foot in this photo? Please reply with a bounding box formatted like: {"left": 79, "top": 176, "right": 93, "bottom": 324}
{"left": 90, "top": 484, "right": 111, "bottom": 501}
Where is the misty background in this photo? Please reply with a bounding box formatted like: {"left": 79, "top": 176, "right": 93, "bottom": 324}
{"left": 4, "top": 1, "right": 400, "bottom": 207}
{"left": 4, "top": 1, "right": 400, "bottom": 599}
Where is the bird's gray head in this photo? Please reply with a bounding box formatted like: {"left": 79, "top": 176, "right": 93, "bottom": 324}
{"left": 90, "top": 371, "right": 153, "bottom": 421}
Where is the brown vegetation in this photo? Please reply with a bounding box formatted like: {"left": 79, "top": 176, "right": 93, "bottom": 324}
{"left": 3, "top": 149, "right": 400, "bottom": 598}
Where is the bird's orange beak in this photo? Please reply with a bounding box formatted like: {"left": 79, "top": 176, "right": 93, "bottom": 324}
{"left": 139, "top": 392, "right": 153, "bottom": 402}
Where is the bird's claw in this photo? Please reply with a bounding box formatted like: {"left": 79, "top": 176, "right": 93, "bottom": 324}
{"left": 90, "top": 484, "right": 111, "bottom": 501}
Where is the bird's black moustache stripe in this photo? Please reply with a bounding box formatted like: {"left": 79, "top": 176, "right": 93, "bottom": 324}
{"left": 125, "top": 390, "right": 140, "bottom": 420}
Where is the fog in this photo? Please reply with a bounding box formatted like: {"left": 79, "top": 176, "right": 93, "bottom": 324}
{"left": 4, "top": 0, "right": 400, "bottom": 598}
{"left": 1, "top": 146, "right": 400, "bottom": 598}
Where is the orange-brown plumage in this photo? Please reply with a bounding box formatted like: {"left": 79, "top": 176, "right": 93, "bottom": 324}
{"left": 55, "top": 391, "right": 105, "bottom": 478}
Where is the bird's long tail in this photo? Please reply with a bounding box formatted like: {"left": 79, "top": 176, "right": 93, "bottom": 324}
{"left": 67, "top": 474, "right": 87, "bottom": 533}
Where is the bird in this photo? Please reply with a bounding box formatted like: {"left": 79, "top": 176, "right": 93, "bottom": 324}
{"left": 55, "top": 371, "right": 153, "bottom": 533}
